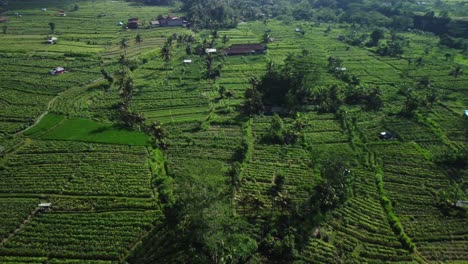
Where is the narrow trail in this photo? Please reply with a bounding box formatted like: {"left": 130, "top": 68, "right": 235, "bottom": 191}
{"left": 15, "top": 77, "right": 104, "bottom": 136}
{"left": 0, "top": 207, "right": 40, "bottom": 246}
{"left": 14, "top": 95, "right": 59, "bottom": 136}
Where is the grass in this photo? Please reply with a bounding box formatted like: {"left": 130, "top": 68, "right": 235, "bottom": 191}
{"left": 23, "top": 113, "right": 65, "bottom": 136}
{"left": 27, "top": 113, "right": 150, "bottom": 145}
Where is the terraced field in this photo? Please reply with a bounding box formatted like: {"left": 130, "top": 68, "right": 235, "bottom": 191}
{"left": 0, "top": 0, "right": 466, "bottom": 262}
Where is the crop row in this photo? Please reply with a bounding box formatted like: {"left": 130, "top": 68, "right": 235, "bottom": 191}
{"left": 0, "top": 211, "right": 158, "bottom": 261}
{"left": 1, "top": 140, "right": 152, "bottom": 197}
{"left": 0, "top": 198, "right": 38, "bottom": 239}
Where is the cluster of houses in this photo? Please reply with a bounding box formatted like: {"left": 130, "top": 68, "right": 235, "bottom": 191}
{"left": 200, "top": 44, "right": 266, "bottom": 56}
{"left": 126, "top": 15, "right": 189, "bottom": 29}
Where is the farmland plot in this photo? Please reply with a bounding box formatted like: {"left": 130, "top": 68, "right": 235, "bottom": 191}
{"left": 370, "top": 142, "right": 468, "bottom": 261}
{"left": 0, "top": 140, "right": 153, "bottom": 197}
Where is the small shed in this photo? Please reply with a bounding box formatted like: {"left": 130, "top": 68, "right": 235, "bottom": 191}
{"left": 127, "top": 18, "right": 139, "bottom": 29}
{"left": 118, "top": 21, "right": 123, "bottom": 26}
{"left": 183, "top": 59, "right": 192, "bottom": 64}
{"left": 47, "top": 37, "right": 57, "bottom": 44}
{"left": 41, "top": 8, "right": 47, "bottom": 12}
{"left": 38, "top": 202, "right": 52, "bottom": 212}
{"left": 50, "top": 67, "right": 65, "bottom": 75}
{"left": 379, "top": 131, "right": 393, "bottom": 140}
{"left": 205, "top": 48, "right": 217, "bottom": 54}
{"left": 150, "top": 20, "right": 159, "bottom": 28}
{"left": 295, "top": 28, "right": 302, "bottom": 32}
{"left": 464, "top": 110, "right": 468, "bottom": 117}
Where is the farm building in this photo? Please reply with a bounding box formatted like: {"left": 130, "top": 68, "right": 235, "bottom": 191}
{"left": 0, "top": 16, "right": 8, "bottom": 23}
{"left": 127, "top": 18, "right": 139, "bottom": 29}
{"left": 158, "top": 16, "right": 188, "bottom": 27}
{"left": 38, "top": 202, "right": 52, "bottom": 212}
{"left": 150, "top": 20, "right": 159, "bottom": 28}
{"left": 223, "top": 44, "right": 266, "bottom": 56}
{"left": 205, "top": 48, "right": 217, "bottom": 54}
{"left": 50, "top": 67, "right": 65, "bottom": 75}
{"left": 183, "top": 59, "right": 192, "bottom": 64}
{"left": 379, "top": 131, "right": 393, "bottom": 140}
{"left": 58, "top": 11, "right": 66, "bottom": 17}
{"left": 47, "top": 37, "right": 57, "bottom": 44}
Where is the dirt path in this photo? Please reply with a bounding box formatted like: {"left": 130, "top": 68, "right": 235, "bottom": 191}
{"left": 15, "top": 77, "right": 104, "bottom": 136}
{"left": 0, "top": 207, "right": 40, "bottom": 246}
{"left": 14, "top": 96, "right": 60, "bottom": 136}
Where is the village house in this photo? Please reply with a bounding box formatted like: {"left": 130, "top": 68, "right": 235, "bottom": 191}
{"left": 127, "top": 18, "right": 139, "bottom": 29}
{"left": 157, "top": 16, "right": 188, "bottom": 27}
{"left": 58, "top": 11, "right": 66, "bottom": 17}
{"left": 150, "top": 20, "right": 159, "bottom": 28}
{"left": 223, "top": 44, "right": 267, "bottom": 56}
{"left": 0, "top": 16, "right": 8, "bottom": 23}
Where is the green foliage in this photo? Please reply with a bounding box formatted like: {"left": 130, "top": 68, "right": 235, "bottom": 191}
{"left": 29, "top": 114, "right": 149, "bottom": 145}
{"left": 48, "top": 21, "right": 55, "bottom": 32}
{"left": 368, "top": 29, "right": 384, "bottom": 47}
{"left": 311, "top": 157, "right": 352, "bottom": 212}
{"left": 23, "top": 113, "right": 65, "bottom": 136}
{"left": 376, "top": 167, "right": 416, "bottom": 252}
{"left": 159, "top": 161, "right": 257, "bottom": 263}
{"left": 254, "top": 53, "right": 320, "bottom": 108}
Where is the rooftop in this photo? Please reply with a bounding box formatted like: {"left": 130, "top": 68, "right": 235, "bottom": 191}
{"left": 224, "top": 44, "right": 266, "bottom": 55}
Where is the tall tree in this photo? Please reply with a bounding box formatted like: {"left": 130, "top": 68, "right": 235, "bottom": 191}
{"left": 48, "top": 21, "right": 55, "bottom": 32}
{"left": 120, "top": 37, "right": 129, "bottom": 55}
{"left": 135, "top": 34, "right": 142, "bottom": 49}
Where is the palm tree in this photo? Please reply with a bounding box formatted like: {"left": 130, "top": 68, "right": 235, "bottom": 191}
{"left": 120, "top": 37, "right": 129, "bottom": 56}
{"left": 160, "top": 44, "right": 172, "bottom": 64}
{"left": 135, "top": 34, "right": 142, "bottom": 51}
{"left": 48, "top": 22, "right": 55, "bottom": 32}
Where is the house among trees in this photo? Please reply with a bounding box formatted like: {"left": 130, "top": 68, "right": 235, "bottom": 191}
{"left": 157, "top": 16, "right": 188, "bottom": 27}
{"left": 127, "top": 18, "right": 139, "bottom": 29}
{"left": 205, "top": 48, "right": 217, "bottom": 54}
{"left": 223, "top": 44, "right": 266, "bottom": 56}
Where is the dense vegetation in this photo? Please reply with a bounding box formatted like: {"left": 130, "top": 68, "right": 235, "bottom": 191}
{"left": 0, "top": 0, "right": 466, "bottom": 263}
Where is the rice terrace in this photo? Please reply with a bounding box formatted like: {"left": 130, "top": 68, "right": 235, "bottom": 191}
{"left": 0, "top": 0, "right": 466, "bottom": 263}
